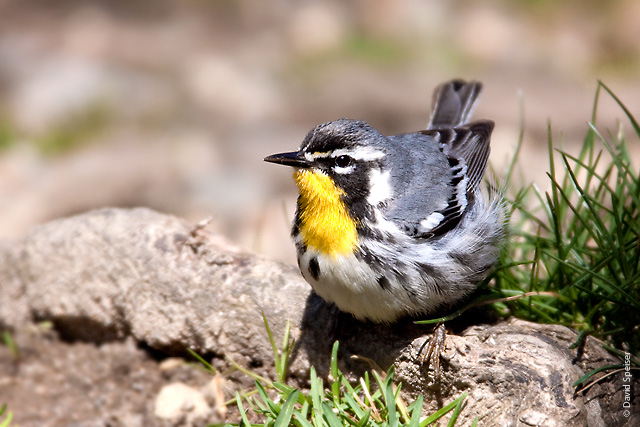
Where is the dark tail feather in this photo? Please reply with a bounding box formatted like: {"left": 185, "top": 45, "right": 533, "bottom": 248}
{"left": 428, "top": 79, "right": 482, "bottom": 129}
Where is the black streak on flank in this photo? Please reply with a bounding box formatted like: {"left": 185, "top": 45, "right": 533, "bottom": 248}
{"left": 377, "top": 275, "right": 391, "bottom": 290}
{"left": 308, "top": 257, "right": 321, "bottom": 281}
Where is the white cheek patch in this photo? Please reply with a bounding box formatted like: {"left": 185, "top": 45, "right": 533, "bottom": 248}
{"left": 367, "top": 169, "right": 392, "bottom": 205}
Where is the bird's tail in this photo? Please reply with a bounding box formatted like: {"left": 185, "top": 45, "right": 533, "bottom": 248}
{"left": 428, "top": 79, "right": 482, "bottom": 129}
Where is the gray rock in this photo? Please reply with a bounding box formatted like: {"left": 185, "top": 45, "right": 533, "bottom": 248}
{"left": 1, "top": 207, "right": 309, "bottom": 376}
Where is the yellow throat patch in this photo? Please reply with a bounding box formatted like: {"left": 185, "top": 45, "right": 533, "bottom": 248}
{"left": 294, "top": 169, "right": 359, "bottom": 256}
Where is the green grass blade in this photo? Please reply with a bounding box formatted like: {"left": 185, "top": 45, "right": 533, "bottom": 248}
{"left": 262, "top": 313, "right": 282, "bottom": 381}
{"left": 355, "top": 409, "right": 371, "bottom": 427}
{"left": 279, "top": 321, "right": 294, "bottom": 382}
{"left": 294, "top": 410, "right": 314, "bottom": 427}
{"left": 572, "top": 364, "right": 624, "bottom": 387}
{"left": 321, "top": 402, "right": 344, "bottom": 427}
{"left": 187, "top": 348, "right": 216, "bottom": 374}
{"left": 308, "top": 368, "right": 326, "bottom": 426}
{"left": 446, "top": 392, "right": 467, "bottom": 427}
{"left": 341, "top": 390, "right": 366, "bottom": 420}
{"left": 329, "top": 341, "right": 341, "bottom": 407}
{"left": 255, "top": 380, "right": 280, "bottom": 415}
{"left": 0, "top": 411, "right": 12, "bottom": 427}
{"left": 380, "top": 372, "right": 398, "bottom": 427}
{"left": 420, "top": 393, "right": 467, "bottom": 426}
{"left": 597, "top": 81, "right": 640, "bottom": 136}
{"left": 408, "top": 394, "right": 424, "bottom": 427}
{"left": 274, "top": 390, "right": 299, "bottom": 427}
{"left": 2, "top": 332, "right": 19, "bottom": 361}
{"left": 235, "top": 391, "right": 253, "bottom": 427}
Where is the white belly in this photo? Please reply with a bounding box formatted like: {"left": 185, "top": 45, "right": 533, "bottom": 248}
{"left": 298, "top": 249, "right": 415, "bottom": 323}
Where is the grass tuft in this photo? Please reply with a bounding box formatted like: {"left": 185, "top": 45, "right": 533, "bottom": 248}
{"left": 195, "top": 325, "right": 469, "bottom": 426}
{"left": 223, "top": 341, "right": 468, "bottom": 427}
{"left": 492, "top": 80, "right": 639, "bottom": 367}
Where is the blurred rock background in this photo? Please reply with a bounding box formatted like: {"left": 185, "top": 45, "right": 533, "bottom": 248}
{"left": 1, "top": 0, "right": 639, "bottom": 265}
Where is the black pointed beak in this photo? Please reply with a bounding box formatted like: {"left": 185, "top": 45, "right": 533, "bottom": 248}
{"left": 264, "top": 151, "right": 310, "bottom": 168}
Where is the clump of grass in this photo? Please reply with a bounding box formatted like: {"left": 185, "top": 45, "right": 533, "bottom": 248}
{"left": 222, "top": 341, "right": 469, "bottom": 427}
{"left": 262, "top": 313, "right": 295, "bottom": 384}
{"left": 195, "top": 316, "right": 472, "bottom": 427}
{"left": 492, "top": 81, "right": 639, "bottom": 363}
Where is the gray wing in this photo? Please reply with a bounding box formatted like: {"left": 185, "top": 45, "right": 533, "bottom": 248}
{"left": 382, "top": 121, "right": 494, "bottom": 238}
{"left": 426, "top": 120, "right": 494, "bottom": 194}
{"left": 382, "top": 133, "right": 452, "bottom": 236}
{"left": 420, "top": 121, "right": 493, "bottom": 237}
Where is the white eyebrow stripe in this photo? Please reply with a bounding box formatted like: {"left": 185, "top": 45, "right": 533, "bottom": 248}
{"left": 334, "top": 147, "right": 385, "bottom": 161}
{"left": 306, "top": 147, "right": 385, "bottom": 162}
{"left": 305, "top": 151, "right": 330, "bottom": 161}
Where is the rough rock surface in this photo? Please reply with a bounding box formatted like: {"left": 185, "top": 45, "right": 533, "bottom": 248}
{"left": 0, "top": 208, "right": 637, "bottom": 426}
{"left": 1, "top": 207, "right": 309, "bottom": 376}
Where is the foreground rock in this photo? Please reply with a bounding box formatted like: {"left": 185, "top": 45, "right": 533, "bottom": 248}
{"left": 0, "top": 207, "right": 309, "bottom": 379}
{"left": 0, "top": 208, "right": 636, "bottom": 426}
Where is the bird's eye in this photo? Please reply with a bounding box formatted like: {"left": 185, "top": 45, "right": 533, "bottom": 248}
{"left": 334, "top": 155, "right": 352, "bottom": 168}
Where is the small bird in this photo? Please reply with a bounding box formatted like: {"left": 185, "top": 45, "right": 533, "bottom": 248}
{"left": 265, "top": 79, "right": 503, "bottom": 323}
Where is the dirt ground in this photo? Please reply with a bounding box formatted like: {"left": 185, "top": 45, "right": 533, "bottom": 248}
{"left": 0, "top": 327, "right": 221, "bottom": 426}
{"left": 1, "top": 0, "right": 639, "bottom": 425}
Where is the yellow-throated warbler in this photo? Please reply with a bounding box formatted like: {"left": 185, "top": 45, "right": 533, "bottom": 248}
{"left": 265, "top": 79, "right": 503, "bottom": 323}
